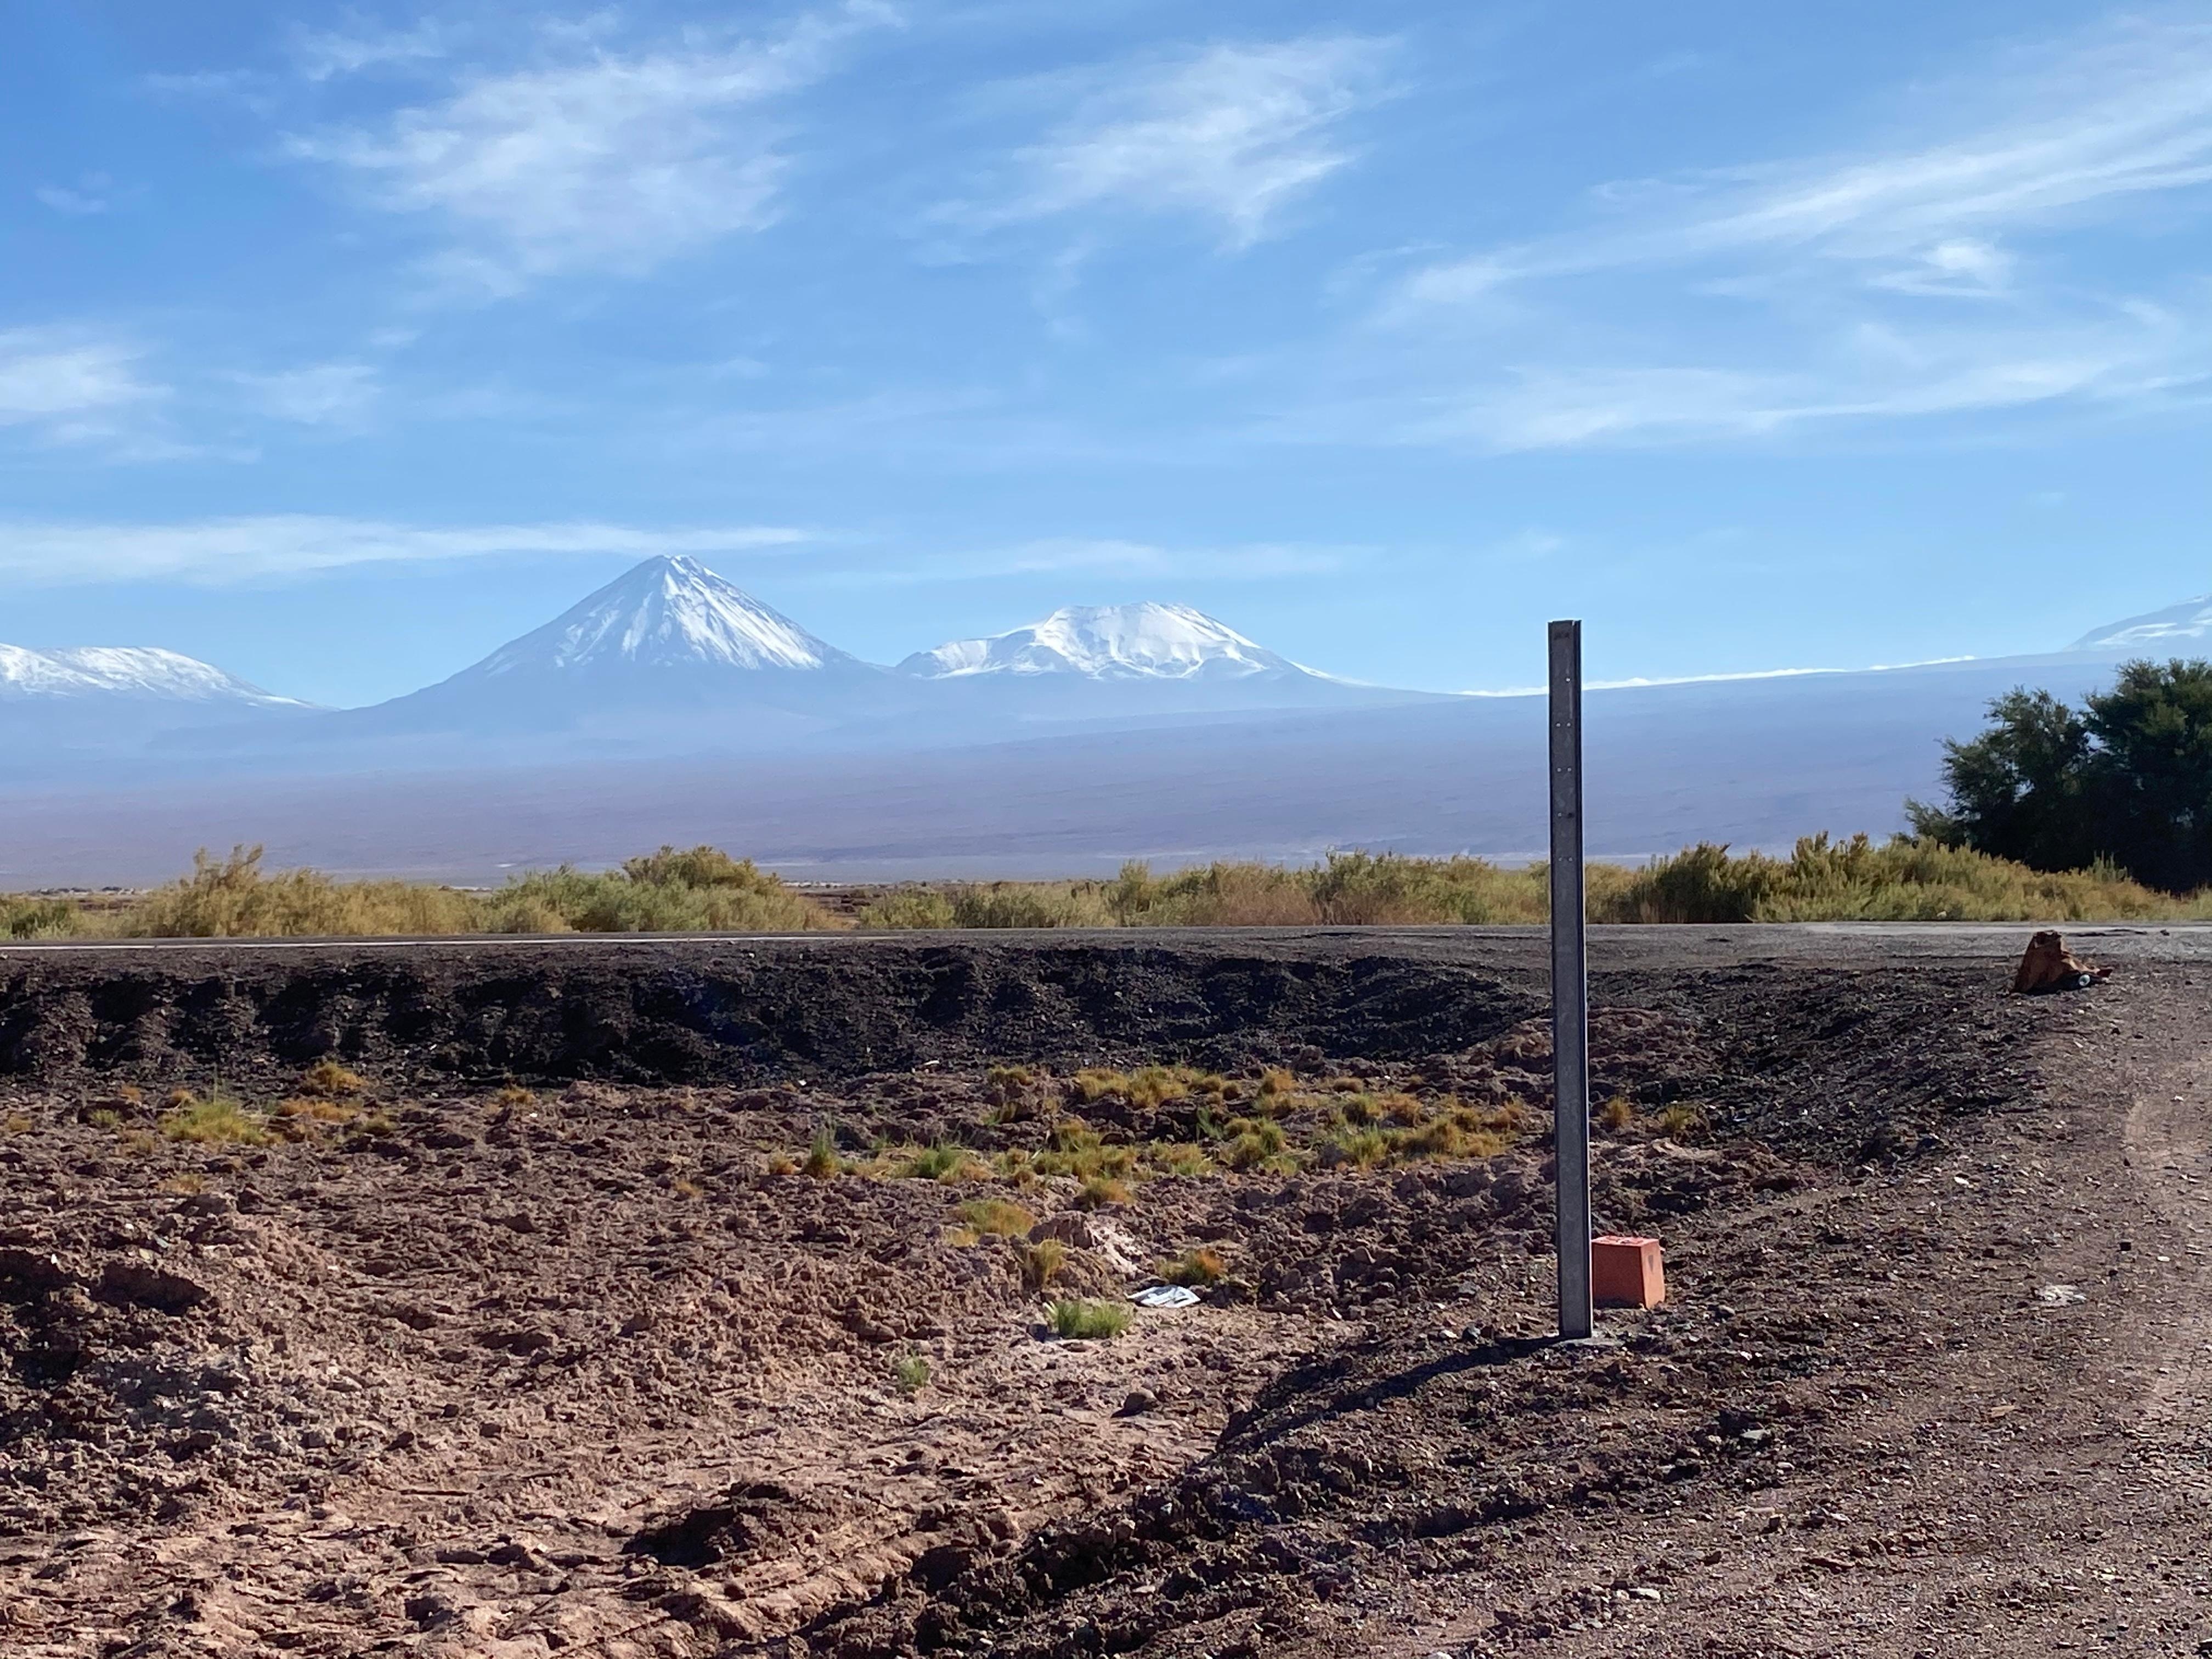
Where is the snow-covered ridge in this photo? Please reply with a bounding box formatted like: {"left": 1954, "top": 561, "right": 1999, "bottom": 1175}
{"left": 2072, "top": 594, "right": 2212, "bottom": 651}
{"left": 900, "top": 602, "right": 1328, "bottom": 682}
{"left": 468, "top": 555, "right": 848, "bottom": 677}
{"left": 0, "top": 644, "right": 304, "bottom": 705}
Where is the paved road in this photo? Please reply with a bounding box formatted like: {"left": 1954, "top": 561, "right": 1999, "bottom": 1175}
{"left": 5, "top": 921, "right": 2210, "bottom": 969}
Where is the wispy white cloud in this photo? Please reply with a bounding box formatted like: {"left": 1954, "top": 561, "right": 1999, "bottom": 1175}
{"left": 1398, "top": 18, "right": 2212, "bottom": 307}
{"left": 957, "top": 35, "right": 1394, "bottom": 248}
{"left": 229, "top": 362, "right": 382, "bottom": 427}
{"left": 291, "top": 20, "right": 449, "bottom": 82}
{"left": 34, "top": 174, "right": 116, "bottom": 216}
{"left": 1342, "top": 15, "right": 2212, "bottom": 451}
{"left": 0, "top": 328, "right": 167, "bottom": 449}
{"left": 285, "top": 4, "right": 892, "bottom": 293}
{"left": 0, "top": 517, "right": 812, "bottom": 585}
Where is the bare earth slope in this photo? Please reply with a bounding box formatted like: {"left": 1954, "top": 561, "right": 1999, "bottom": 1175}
{"left": 1, "top": 927, "right": 2208, "bottom": 1657}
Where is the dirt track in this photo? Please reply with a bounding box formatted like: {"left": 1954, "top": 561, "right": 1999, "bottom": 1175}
{"left": 2, "top": 927, "right": 2209, "bottom": 1657}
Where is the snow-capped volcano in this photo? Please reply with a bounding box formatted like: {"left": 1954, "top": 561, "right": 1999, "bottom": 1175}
{"left": 469, "top": 555, "right": 851, "bottom": 677}
{"left": 348, "top": 555, "right": 889, "bottom": 740}
{"left": 900, "top": 603, "right": 1328, "bottom": 682}
{"left": 2072, "top": 593, "right": 2212, "bottom": 651}
{"left": 0, "top": 644, "right": 304, "bottom": 707}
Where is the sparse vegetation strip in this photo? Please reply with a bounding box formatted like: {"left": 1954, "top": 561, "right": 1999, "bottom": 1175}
{"left": 8, "top": 833, "right": 2207, "bottom": 941}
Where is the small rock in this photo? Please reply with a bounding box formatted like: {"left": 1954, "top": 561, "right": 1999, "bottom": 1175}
{"left": 1118, "top": 1389, "right": 1159, "bottom": 1417}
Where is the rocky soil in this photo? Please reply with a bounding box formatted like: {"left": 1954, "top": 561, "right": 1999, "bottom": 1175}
{"left": 1, "top": 930, "right": 2207, "bottom": 1657}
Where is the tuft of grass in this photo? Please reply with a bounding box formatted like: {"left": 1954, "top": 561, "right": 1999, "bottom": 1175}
{"left": 1392, "top": 1119, "right": 1511, "bottom": 1161}
{"left": 1070, "top": 1069, "right": 1125, "bottom": 1104}
{"left": 1144, "top": 1141, "right": 1215, "bottom": 1178}
{"left": 898, "top": 1142, "right": 988, "bottom": 1182}
{"left": 955, "top": 1197, "right": 1035, "bottom": 1238}
{"left": 763, "top": 1152, "right": 799, "bottom": 1176}
{"left": 802, "top": 1125, "right": 845, "bottom": 1179}
{"left": 1257, "top": 1065, "right": 1296, "bottom": 1099}
{"left": 1320, "top": 1126, "right": 1390, "bottom": 1170}
{"left": 669, "top": 1176, "right": 705, "bottom": 1199}
{"left": 494, "top": 1084, "right": 535, "bottom": 1108}
{"left": 1221, "top": 1118, "right": 1289, "bottom": 1172}
{"left": 297, "top": 1059, "right": 365, "bottom": 1098}
{"left": 894, "top": 1351, "right": 931, "bottom": 1395}
{"left": 1657, "top": 1103, "right": 1708, "bottom": 1141}
{"left": 160, "top": 1094, "right": 274, "bottom": 1147}
{"left": 351, "top": 1110, "right": 397, "bottom": 1138}
{"left": 1075, "top": 1174, "right": 1134, "bottom": 1210}
{"left": 1021, "top": 1238, "right": 1067, "bottom": 1290}
{"left": 1160, "top": 1246, "right": 1227, "bottom": 1286}
{"left": 86, "top": 1108, "right": 121, "bottom": 1130}
{"left": 1, "top": 1113, "right": 32, "bottom": 1135}
{"left": 157, "top": 1171, "right": 206, "bottom": 1195}
{"left": 274, "top": 1095, "right": 358, "bottom": 1126}
{"left": 1597, "top": 1095, "right": 1637, "bottom": 1134}
{"left": 1049, "top": 1298, "right": 1132, "bottom": 1340}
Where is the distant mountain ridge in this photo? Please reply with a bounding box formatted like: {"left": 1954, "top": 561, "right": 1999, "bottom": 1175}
{"left": 2070, "top": 594, "right": 2212, "bottom": 651}
{"left": 1, "top": 644, "right": 305, "bottom": 707}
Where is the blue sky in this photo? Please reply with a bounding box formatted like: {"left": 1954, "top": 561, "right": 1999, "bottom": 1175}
{"left": 3, "top": 0, "right": 2210, "bottom": 706}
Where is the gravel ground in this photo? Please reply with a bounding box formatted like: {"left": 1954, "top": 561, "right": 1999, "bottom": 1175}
{"left": 1, "top": 926, "right": 2207, "bottom": 1657}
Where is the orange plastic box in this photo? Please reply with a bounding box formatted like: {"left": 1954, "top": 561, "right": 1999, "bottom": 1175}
{"left": 1591, "top": 1235, "right": 1665, "bottom": 1309}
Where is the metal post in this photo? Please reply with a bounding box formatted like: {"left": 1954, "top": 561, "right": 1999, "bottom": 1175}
{"left": 1548, "top": 619, "right": 1594, "bottom": 1341}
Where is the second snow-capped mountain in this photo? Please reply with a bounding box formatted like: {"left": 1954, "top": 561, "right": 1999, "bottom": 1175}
{"left": 900, "top": 602, "right": 1328, "bottom": 684}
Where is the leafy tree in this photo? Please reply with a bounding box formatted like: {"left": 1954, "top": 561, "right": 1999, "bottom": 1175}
{"left": 1910, "top": 659, "right": 2212, "bottom": 892}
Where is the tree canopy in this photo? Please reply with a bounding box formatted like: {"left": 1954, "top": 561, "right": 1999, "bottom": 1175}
{"left": 1910, "top": 658, "right": 2212, "bottom": 893}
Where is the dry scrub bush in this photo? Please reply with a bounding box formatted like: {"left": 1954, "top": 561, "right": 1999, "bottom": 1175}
{"left": 2, "top": 896, "right": 75, "bottom": 939}
{"left": 1595, "top": 833, "right": 2191, "bottom": 924}
{"left": 856, "top": 889, "right": 957, "bottom": 929}
{"left": 36, "top": 842, "right": 840, "bottom": 940}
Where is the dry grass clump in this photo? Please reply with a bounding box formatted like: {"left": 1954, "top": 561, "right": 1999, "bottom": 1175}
{"left": 955, "top": 1198, "right": 1035, "bottom": 1238}
{"left": 160, "top": 1092, "right": 275, "bottom": 1147}
{"left": 1160, "top": 1246, "right": 1228, "bottom": 1286}
{"left": 894, "top": 1351, "right": 930, "bottom": 1395}
{"left": 297, "top": 1059, "right": 365, "bottom": 1098}
{"left": 1020, "top": 1238, "right": 1066, "bottom": 1290}
{"left": 894, "top": 1142, "right": 989, "bottom": 1182}
{"left": 1049, "top": 1299, "right": 1132, "bottom": 1340}
{"left": 2, "top": 1112, "right": 33, "bottom": 1135}
{"left": 494, "top": 1084, "right": 535, "bottom": 1109}
{"left": 272, "top": 1096, "right": 359, "bottom": 1132}
{"left": 1075, "top": 1174, "right": 1134, "bottom": 1210}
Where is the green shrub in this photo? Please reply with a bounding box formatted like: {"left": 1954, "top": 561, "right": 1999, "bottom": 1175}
{"left": 160, "top": 1093, "right": 274, "bottom": 1147}
{"left": 1049, "top": 1298, "right": 1132, "bottom": 1339}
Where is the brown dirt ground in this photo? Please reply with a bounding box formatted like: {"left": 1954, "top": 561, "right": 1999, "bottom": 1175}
{"left": 1, "top": 930, "right": 2208, "bottom": 1657}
